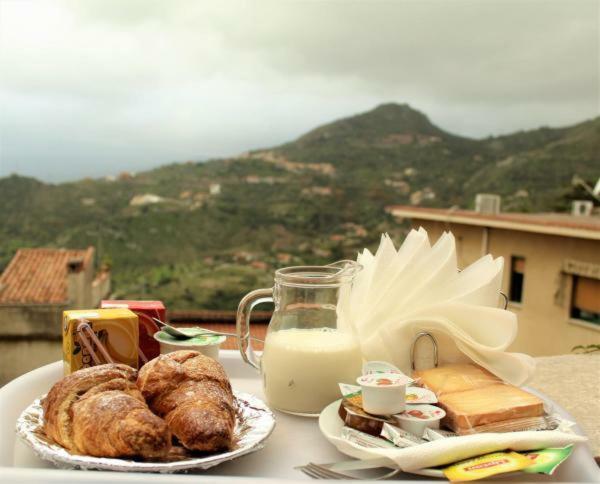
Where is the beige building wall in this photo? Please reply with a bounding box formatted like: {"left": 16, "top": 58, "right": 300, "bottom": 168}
{"left": 410, "top": 220, "right": 600, "bottom": 356}
{"left": 0, "top": 304, "right": 64, "bottom": 385}
{"left": 0, "top": 305, "right": 64, "bottom": 338}
{"left": 0, "top": 266, "right": 110, "bottom": 386}
{"left": 0, "top": 340, "right": 61, "bottom": 384}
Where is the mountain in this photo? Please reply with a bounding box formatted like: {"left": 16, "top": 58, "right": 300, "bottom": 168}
{"left": 1, "top": 103, "right": 598, "bottom": 309}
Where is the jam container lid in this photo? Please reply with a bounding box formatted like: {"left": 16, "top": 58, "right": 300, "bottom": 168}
{"left": 362, "top": 360, "right": 403, "bottom": 375}
{"left": 357, "top": 372, "right": 412, "bottom": 388}
{"left": 395, "top": 404, "right": 446, "bottom": 421}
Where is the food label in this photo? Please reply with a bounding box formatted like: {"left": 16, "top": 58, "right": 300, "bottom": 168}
{"left": 443, "top": 451, "right": 533, "bottom": 481}
{"left": 357, "top": 372, "right": 411, "bottom": 387}
{"left": 380, "top": 423, "right": 424, "bottom": 447}
{"left": 343, "top": 402, "right": 393, "bottom": 423}
{"left": 101, "top": 300, "right": 164, "bottom": 365}
{"left": 423, "top": 427, "right": 457, "bottom": 441}
{"left": 522, "top": 445, "right": 574, "bottom": 475}
{"left": 339, "top": 383, "right": 362, "bottom": 398}
{"left": 400, "top": 405, "right": 444, "bottom": 420}
{"left": 63, "top": 308, "right": 139, "bottom": 374}
{"left": 341, "top": 427, "right": 395, "bottom": 448}
{"left": 363, "top": 360, "right": 403, "bottom": 375}
{"left": 340, "top": 382, "right": 435, "bottom": 407}
{"left": 405, "top": 386, "right": 437, "bottom": 404}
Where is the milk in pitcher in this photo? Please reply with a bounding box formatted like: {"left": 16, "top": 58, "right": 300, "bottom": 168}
{"left": 261, "top": 328, "right": 362, "bottom": 415}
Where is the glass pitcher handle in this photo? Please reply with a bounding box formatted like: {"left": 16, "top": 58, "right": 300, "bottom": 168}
{"left": 236, "top": 288, "right": 273, "bottom": 370}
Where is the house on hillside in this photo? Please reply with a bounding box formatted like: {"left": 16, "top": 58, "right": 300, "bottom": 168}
{"left": 302, "top": 186, "right": 332, "bottom": 196}
{"left": 130, "top": 193, "right": 164, "bottom": 206}
{"left": 209, "top": 183, "right": 222, "bottom": 195}
{"left": 387, "top": 200, "right": 600, "bottom": 357}
{"left": 0, "top": 247, "right": 110, "bottom": 384}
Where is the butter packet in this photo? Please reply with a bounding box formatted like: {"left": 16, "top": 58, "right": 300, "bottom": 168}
{"left": 522, "top": 445, "right": 573, "bottom": 475}
{"left": 339, "top": 383, "right": 363, "bottom": 407}
{"left": 341, "top": 427, "right": 395, "bottom": 449}
{"left": 443, "top": 451, "right": 533, "bottom": 481}
{"left": 339, "top": 383, "right": 361, "bottom": 398}
{"left": 380, "top": 422, "right": 424, "bottom": 448}
{"left": 422, "top": 427, "right": 457, "bottom": 441}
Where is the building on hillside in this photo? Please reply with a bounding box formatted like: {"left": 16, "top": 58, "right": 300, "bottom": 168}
{"left": 209, "top": 183, "right": 222, "bottom": 195}
{"left": 386, "top": 204, "right": 600, "bottom": 357}
{"left": 302, "top": 186, "right": 332, "bottom": 196}
{"left": 130, "top": 193, "right": 164, "bottom": 206}
{"left": 0, "top": 247, "right": 110, "bottom": 384}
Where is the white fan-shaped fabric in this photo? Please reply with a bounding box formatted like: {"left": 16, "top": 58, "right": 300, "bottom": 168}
{"left": 349, "top": 229, "right": 535, "bottom": 386}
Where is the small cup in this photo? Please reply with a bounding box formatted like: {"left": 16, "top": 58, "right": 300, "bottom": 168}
{"left": 153, "top": 330, "right": 225, "bottom": 360}
{"left": 393, "top": 404, "right": 446, "bottom": 437}
{"left": 356, "top": 372, "right": 411, "bottom": 415}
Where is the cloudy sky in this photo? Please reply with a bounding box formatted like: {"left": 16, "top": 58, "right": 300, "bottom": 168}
{"left": 0, "top": 0, "right": 598, "bottom": 182}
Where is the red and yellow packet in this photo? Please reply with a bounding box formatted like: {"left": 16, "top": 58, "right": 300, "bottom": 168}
{"left": 443, "top": 451, "right": 533, "bottom": 481}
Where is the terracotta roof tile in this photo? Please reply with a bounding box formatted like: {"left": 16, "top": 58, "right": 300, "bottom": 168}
{"left": 0, "top": 247, "right": 94, "bottom": 304}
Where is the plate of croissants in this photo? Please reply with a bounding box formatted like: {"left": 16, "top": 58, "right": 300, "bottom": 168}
{"left": 15, "top": 350, "right": 275, "bottom": 472}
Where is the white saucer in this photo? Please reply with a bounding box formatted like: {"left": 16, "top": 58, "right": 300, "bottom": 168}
{"left": 318, "top": 399, "right": 443, "bottom": 478}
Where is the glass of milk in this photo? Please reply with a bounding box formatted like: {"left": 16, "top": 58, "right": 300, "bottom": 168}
{"left": 236, "top": 260, "right": 363, "bottom": 416}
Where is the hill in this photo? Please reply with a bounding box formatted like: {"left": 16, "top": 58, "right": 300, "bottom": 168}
{"left": 1, "top": 103, "right": 598, "bottom": 309}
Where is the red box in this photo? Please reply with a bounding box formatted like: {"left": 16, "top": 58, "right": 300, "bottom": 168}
{"left": 100, "top": 300, "right": 165, "bottom": 366}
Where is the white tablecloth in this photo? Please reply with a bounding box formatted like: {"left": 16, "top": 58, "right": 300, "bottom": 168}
{"left": 0, "top": 351, "right": 598, "bottom": 483}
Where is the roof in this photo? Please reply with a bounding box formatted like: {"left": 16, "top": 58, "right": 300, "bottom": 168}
{"left": 0, "top": 247, "right": 95, "bottom": 305}
{"left": 386, "top": 206, "right": 600, "bottom": 241}
{"left": 169, "top": 309, "right": 272, "bottom": 323}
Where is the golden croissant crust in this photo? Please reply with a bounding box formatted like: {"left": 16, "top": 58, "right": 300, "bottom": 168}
{"left": 42, "top": 364, "right": 171, "bottom": 458}
{"left": 137, "top": 350, "right": 235, "bottom": 452}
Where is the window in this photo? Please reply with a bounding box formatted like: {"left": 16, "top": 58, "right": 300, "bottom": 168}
{"left": 509, "top": 256, "right": 525, "bottom": 303}
{"left": 571, "top": 276, "right": 600, "bottom": 325}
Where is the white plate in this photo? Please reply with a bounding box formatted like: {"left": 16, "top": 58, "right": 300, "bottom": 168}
{"left": 16, "top": 391, "right": 275, "bottom": 473}
{"left": 318, "top": 399, "right": 443, "bottom": 478}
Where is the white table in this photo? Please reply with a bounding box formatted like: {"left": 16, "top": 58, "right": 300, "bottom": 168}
{"left": 1, "top": 351, "right": 599, "bottom": 483}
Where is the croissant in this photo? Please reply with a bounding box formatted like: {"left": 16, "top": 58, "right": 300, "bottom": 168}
{"left": 137, "top": 350, "right": 235, "bottom": 452}
{"left": 42, "top": 364, "right": 171, "bottom": 458}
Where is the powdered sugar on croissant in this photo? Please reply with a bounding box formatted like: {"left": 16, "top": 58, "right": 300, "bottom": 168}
{"left": 137, "top": 350, "right": 235, "bottom": 452}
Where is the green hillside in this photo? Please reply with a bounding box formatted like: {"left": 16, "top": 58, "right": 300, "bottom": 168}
{"left": 1, "top": 103, "right": 598, "bottom": 310}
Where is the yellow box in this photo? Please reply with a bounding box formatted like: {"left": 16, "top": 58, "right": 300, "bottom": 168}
{"left": 62, "top": 308, "right": 139, "bottom": 375}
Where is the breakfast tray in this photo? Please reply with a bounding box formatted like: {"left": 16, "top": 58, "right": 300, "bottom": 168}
{"left": 1, "top": 351, "right": 598, "bottom": 483}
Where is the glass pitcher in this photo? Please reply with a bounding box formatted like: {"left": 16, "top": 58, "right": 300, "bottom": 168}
{"left": 236, "top": 260, "right": 363, "bottom": 416}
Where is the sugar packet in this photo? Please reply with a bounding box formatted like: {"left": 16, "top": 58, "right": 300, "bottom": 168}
{"left": 341, "top": 427, "right": 396, "bottom": 449}
{"left": 380, "top": 422, "right": 425, "bottom": 448}
{"left": 422, "top": 427, "right": 457, "bottom": 441}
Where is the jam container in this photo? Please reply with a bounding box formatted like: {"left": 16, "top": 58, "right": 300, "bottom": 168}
{"left": 154, "top": 330, "right": 225, "bottom": 360}
{"left": 393, "top": 404, "right": 446, "bottom": 437}
{"left": 356, "top": 372, "right": 411, "bottom": 415}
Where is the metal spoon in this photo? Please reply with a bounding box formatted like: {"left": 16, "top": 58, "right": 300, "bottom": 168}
{"left": 152, "top": 317, "right": 194, "bottom": 339}
{"left": 152, "top": 317, "right": 240, "bottom": 340}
